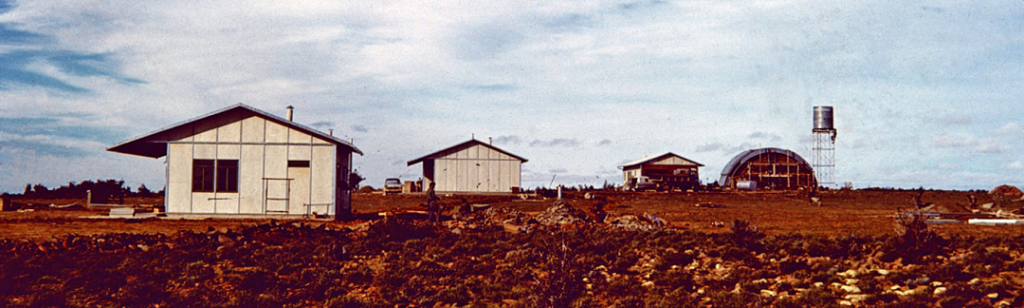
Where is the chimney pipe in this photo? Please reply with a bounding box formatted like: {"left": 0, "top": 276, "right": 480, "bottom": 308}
{"left": 328, "top": 129, "right": 333, "bottom": 136}
{"left": 489, "top": 137, "right": 492, "bottom": 145}
{"left": 286, "top": 106, "right": 294, "bottom": 122}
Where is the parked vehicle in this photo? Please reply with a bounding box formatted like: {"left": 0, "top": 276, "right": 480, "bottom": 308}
{"left": 383, "top": 178, "right": 402, "bottom": 195}
{"left": 625, "top": 176, "right": 657, "bottom": 192}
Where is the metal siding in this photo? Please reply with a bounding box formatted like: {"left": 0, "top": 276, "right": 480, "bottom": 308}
{"left": 167, "top": 143, "right": 192, "bottom": 213}
{"left": 241, "top": 117, "right": 265, "bottom": 143}
{"left": 434, "top": 160, "right": 446, "bottom": 191}
{"left": 499, "top": 160, "right": 510, "bottom": 191}
{"left": 489, "top": 158, "right": 500, "bottom": 192}
{"left": 444, "top": 159, "right": 458, "bottom": 191}
{"left": 458, "top": 159, "right": 471, "bottom": 192}
{"left": 512, "top": 161, "right": 521, "bottom": 189}
{"left": 239, "top": 144, "right": 264, "bottom": 214}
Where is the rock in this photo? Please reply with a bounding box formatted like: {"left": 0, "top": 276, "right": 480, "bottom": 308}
{"left": 813, "top": 282, "right": 825, "bottom": 288}
{"left": 845, "top": 278, "right": 859, "bottom": 285}
{"left": 534, "top": 200, "right": 591, "bottom": 226}
{"left": 876, "top": 269, "right": 890, "bottom": 276}
{"left": 931, "top": 281, "right": 943, "bottom": 287}
{"left": 607, "top": 214, "right": 667, "bottom": 231}
{"left": 839, "top": 300, "right": 853, "bottom": 306}
{"left": 760, "top": 290, "right": 777, "bottom": 297}
{"left": 845, "top": 294, "right": 870, "bottom": 302}
{"left": 968, "top": 278, "right": 982, "bottom": 285}
{"left": 933, "top": 287, "right": 947, "bottom": 296}
{"left": 987, "top": 293, "right": 999, "bottom": 299}
{"left": 840, "top": 285, "right": 861, "bottom": 293}
{"left": 641, "top": 281, "right": 654, "bottom": 288}
{"left": 838, "top": 269, "right": 858, "bottom": 278}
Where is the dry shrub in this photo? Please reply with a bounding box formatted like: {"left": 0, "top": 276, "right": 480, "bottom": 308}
{"left": 888, "top": 211, "right": 947, "bottom": 263}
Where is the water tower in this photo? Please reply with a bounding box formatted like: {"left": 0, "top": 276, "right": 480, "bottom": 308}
{"left": 812, "top": 106, "right": 836, "bottom": 188}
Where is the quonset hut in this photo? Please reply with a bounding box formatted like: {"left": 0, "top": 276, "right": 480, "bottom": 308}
{"left": 718, "top": 148, "right": 816, "bottom": 190}
{"left": 108, "top": 104, "right": 362, "bottom": 218}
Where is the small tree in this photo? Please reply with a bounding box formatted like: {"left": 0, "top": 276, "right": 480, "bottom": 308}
{"left": 138, "top": 184, "right": 152, "bottom": 197}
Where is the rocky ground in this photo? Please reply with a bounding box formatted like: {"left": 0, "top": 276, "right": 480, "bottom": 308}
{"left": 2, "top": 199, "right": 1023, "bottom": 308}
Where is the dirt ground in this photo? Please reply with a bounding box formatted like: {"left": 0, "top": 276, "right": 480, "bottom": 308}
{"left": 3, "top": 189, "right": 1023, "bottom": 240}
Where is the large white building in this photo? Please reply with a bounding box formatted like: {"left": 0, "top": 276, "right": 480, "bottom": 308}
{"left": 407, "top": 139, "right": 527, "bottom": 194}
{"left": 108, "top": 104, "right": 362, "bottom": 218}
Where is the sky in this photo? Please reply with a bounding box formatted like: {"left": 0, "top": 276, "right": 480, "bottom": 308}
{"left": 1, "top": 0, "right": 1022, "bottom": 194}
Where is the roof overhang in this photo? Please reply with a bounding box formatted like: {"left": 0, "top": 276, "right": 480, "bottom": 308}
{"left": 407, "top": 139, "right": 527, "bottom": 166}
{"left": 619, "top": 152, "right": 704, "bottom": 170}
{"left": 107, "top": 103, "right": 363, "bottom": 158}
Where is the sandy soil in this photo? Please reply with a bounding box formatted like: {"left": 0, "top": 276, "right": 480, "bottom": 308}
{"left": 3, "top": 189, "right": 1022, "bottom": 240}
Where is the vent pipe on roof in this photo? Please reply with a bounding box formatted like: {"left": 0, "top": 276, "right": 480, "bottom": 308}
{"left": 489, "top": 137, "right": 492, "bottom": 145}
{"left": 328, "top": 129, "right": 333, "bottom": 136}
{"left": 286, "top": 106, "right": 294, "bottom": 122}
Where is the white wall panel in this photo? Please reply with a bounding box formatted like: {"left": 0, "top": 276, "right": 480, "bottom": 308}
{"left": 167, "top": 143, "right": 192, "bottom": 213}
{"left": 241, "top": 117, "right": 265, "bottom": 143}
{"left": 288, "top": 166, "right": 310, "bottom": 215}
{"left": 192, "top": 192, "right": 215, "bottom": 213}
{"left": 265, "top": 121, "right": 288, "bottom": 143}
{"left": 488, "top": 160, "right": 499, "bottom": 191}
{"left": 288, "top": 129, "right": 312, "bottom": 144}
{"left": 239, "top": 144, "right": 264, "bottom": 214}
{"left": 499, "top": 160, "right": 510, "bottom": 191}
{"left": 194, "top": 128, "right": 217, "bottom": 142}
{"left": 217, "top": 144, "right": 239, "bottom": 159}
{"left": 218, "top": 121, "right": 242, "bottom": 143}
{"left": 288, "top": 144, "right": 312, "bottom": 160}
{"left": 310, "top": 146, "right": 334, "bottom": 212}
{"left": 193, "top": 144, "right": 216, "bottom": 159}
{"left": 216, "top": 193, "right": 239, "bottom": 214}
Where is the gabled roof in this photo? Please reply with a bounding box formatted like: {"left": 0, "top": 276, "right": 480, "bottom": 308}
{"left": 619, "top": 152, "right": 704, "bottom": 169}
{"left": 718, "top": 147, "right": 811, "bottom": 185}
{"left": 407, "top": 139, "right": 527, "bottom": 166}
{"left": 107, "top": 103, "right": 362, "bottom": 158}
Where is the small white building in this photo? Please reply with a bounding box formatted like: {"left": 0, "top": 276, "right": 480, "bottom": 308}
{"left": 407, "top": 139, "right": 527, "bottom": 194}
{"left": 108, "top": 104, "right": 362, "bottom": 218}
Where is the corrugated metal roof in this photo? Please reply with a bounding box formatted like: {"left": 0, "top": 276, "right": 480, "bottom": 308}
{"left": 717, "top": 147, "right": 812, "bottom": 185}
{"left": 619, "top": 152, "right": 704, "bottom": 169}
{"left": 107, "top": 103, "right": 362, "bottom": 158}
{"left": 407, "top": 139, "right": 528, "bottom": 166}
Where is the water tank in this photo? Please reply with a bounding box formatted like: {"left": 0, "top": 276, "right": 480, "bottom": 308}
{"left": 736, "top": 180, "right": 757, "bottom": 191}
{"left": 813, "top": 106, "right": 834, "bottom": 131}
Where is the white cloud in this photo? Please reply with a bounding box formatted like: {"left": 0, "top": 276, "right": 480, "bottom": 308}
{"left": 1, "top": 0, "right": 1024, "bottom": 192}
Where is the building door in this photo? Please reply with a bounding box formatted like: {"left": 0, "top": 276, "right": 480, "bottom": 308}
{"left": 288, "top": 162, "right": 310, "bottom": 216}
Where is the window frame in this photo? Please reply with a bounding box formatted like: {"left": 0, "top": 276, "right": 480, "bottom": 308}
{"left": 192, "top": 159, "right": 216, "bottom": 192}
{"left": 192, "top": 159, "right": 239, "bottom": 193}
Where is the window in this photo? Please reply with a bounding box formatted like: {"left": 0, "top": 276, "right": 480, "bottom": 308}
{"left": 192, "top": 159, "right": 238, "bottom": 193}
{"left": 217, "top": 160, "right": 238, "bottom": 192}
{"left": 288, "top": 160, "right": 310, "bottom": 167}
{"left": 192, "top": 160, "right": 215, "bottom": 192}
